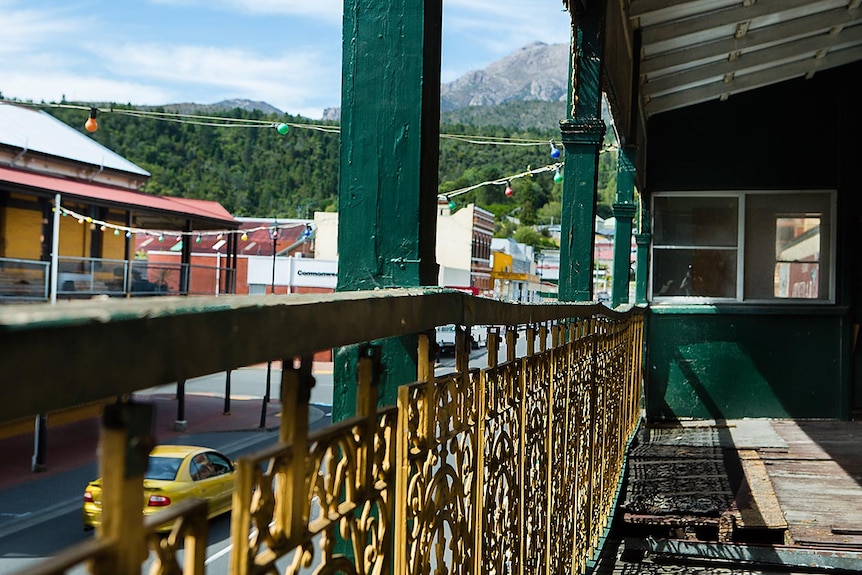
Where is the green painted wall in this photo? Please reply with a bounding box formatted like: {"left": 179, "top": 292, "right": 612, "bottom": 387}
{"left": 647, "top": 309, "right": 849, "bottom": 420}
{"left": 643, "top": 62, "right": 862, "bottom": 420}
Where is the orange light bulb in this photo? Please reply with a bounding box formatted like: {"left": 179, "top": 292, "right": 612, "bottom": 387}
{"left": 85, "top": 108, "right": 98, "bottom": 132}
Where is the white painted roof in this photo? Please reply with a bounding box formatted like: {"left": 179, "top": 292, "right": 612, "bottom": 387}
{"left": 0, "top": 103, "right": 150, "bottom": 177}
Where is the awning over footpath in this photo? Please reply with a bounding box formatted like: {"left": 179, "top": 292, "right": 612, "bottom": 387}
{"left": 0, "top": 166, "right": 237, "bottom": 229}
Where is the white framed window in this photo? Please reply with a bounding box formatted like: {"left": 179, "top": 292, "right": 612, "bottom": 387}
{"left": 651, "top": 191, "right": 835, "bottom": 304}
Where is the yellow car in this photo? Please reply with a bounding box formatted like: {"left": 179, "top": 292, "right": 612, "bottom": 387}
{"left": 83, "top": 445, "right": 235, "bottom": 532}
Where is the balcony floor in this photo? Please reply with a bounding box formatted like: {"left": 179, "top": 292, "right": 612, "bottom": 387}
{"left": 612, "top": 418, "right": 862, "bottom": 573}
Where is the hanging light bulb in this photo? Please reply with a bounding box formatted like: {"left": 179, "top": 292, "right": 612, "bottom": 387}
{"left": 85, "top": 108, "right": 99, "bottom": 133}
{"left": 276, "top": 123, "right": 290, "bottom": 135}
{"left": 114, "top": 229, "right": 120, "bottom": 236}
{"left": 241, "top": 232, "right": 249, "bottom": 241}
{"left": 175, "top": 235, "right": 182, "bottom": 242}
{"left": 504, "top": 181, "right": 514, "bottom": 197}
{"left": 126, "top": 231, "right": 132, "bottom": 238}
{"left": 158, "top": 233, "right": 164, "bottom": 242}
{"left": 554, "top": 167, "right": 563, "bottom": 184}
{"left": 549, "top": 140, "right": 561, "bottom": 159}
{"left": 100, "top": 225, "right": 107, "bottom": 232}
{"left": 195, "top": 234, "right": 202, "bottom": 243}
{"left": 448, "top": 199, "right": 457, "bottom": 210}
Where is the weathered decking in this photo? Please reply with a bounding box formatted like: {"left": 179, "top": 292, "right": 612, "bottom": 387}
{"left": 616, "top": 419, "right": 862, "bottom": 572}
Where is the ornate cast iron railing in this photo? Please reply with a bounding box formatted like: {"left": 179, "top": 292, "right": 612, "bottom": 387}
{"left": 0, "top": 289, "right": 643, "bottom": 575}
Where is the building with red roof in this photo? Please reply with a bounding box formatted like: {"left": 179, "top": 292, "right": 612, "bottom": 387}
{"left": 0, "top": 102, "right": 240, "bottom": 300}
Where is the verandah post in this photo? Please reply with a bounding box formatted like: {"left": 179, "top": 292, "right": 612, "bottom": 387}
{"left": 333, "top": 0, "right": 443, "bottom": 418}
{"left": 558, "top": 1, "right": 608, "bottom": 303}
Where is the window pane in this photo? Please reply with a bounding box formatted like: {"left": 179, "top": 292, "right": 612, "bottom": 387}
{"left": 776, "top": 217, "right": 820, "bottom": 262}
{"left": 745, "top": 193, "right": 830, "bottom": 301}
{"left": 773, "top": 217, "right": 820, "bottom": 298}
{"left": 775, "top": 262, "right": 820, "bottom": 298}
{"left": 653, "top": 196, "right": 739, "bottom": 246}
{"left": 653, "top": 248, "right": 737, "bottom": 298}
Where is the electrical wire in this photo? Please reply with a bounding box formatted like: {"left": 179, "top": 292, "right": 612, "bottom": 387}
{"left": 2, "top": 98, "right": 621, "bottom": 217}
{"left": 0, "top": 98, "right": 556, "bottom": 145}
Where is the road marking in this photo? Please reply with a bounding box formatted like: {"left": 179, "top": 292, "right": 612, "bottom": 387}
{"left": 205, "top": 542, "right": 233, "bottom": 565}
{"left": 0, "top": 499, "right": 80, "bottom": 540}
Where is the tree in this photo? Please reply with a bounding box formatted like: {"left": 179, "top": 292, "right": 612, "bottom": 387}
{"left": 536, "top": 201, "right": 562, "bottom": 225}
{"left": 513, "top": 226, "right": 544, "bottom": 248}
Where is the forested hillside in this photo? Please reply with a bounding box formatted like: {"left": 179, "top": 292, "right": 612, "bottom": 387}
{"left": 45, "top": 103, "right": 619, "bottom": 243}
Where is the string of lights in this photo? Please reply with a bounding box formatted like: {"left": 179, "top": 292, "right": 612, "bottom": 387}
{"left": 442, "top": 162, "right": 562, "bottom": 199}
{"left": 1, "top": 98, "right": 559, "bottom": 146}
{"left": 439, "top": 142, "right": 618, "bottom": 200}
{"left": 4, "top": 98, "right": 620, "bottom": 237}
{"left": 55, "top": 205, "right": 305, "bottom": 243}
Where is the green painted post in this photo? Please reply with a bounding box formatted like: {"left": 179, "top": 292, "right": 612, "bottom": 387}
{"left": 611, "top": 146, "right": 637, "bottom": 308}
{"left": 334, "top": 0, "right": 442, "bottom": 420}
{"left": 558, "top": 2, "right": 607, "bottom": 303}
{"left": 635, "top": 203, "right": 651, "bottom": 305}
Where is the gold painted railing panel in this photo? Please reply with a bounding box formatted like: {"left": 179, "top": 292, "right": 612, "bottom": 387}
{"left": 229, "top": 352, "right": 397, "bottom": 575}
{"left": 1, "top": 290, "right": 643, "bottom": 575}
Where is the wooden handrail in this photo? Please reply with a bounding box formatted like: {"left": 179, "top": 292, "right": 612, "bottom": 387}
{"left": 0, "top": 288, "right": 641, "bottom": 424}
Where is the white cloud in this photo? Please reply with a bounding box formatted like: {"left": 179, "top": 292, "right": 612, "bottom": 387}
{"left": 0, "top": 0, "right": 570, "bottom": 118}
{"left": 0, "top": 4, "right": 90, "bottom": 55}
{"left": 95, "top": 42, "right": 341, "bottom": 115}
{"left": 149, "top": 0, "right": 343, "bottom": 23}
{"left": 1, "top": 72, "right": 173, "bottom": 106}
{"left": 443, "top": 0, "right": 570, "bottom": 47}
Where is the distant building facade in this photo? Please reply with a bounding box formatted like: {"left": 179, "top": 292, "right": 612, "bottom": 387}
{"left": 436, "top": 199, "right": 494, "bottom": 295}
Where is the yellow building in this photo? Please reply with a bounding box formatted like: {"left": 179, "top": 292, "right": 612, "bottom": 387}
{"left": 0, "top": 103, "right": 238, "bottom": 300}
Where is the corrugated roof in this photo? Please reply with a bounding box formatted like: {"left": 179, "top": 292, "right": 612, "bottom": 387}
{"left": 0, "top": 166, "right": 236, "bottom": 226}
{"left": 600, "top": 0, "right": 862, "bottom": 140}
{"left": 630, "top": 0, "right": 862, "bottom": 118}
{"left": 0, "top": 103, "right": 150, "bottom": 177}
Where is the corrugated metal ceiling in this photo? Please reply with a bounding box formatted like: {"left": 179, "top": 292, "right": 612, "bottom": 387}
{"left": 627, "top": 0, "right": 862, "bottom": 117}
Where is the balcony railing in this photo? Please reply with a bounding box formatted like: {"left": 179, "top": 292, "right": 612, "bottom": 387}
{"left": 0, "top": 256, "right": 234, "bottom": 300}
{"left": 0, "top": 289, "right": 644, "bottom": 575}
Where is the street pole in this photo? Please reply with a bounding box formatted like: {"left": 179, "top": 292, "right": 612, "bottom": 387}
{"left": 33, "top": 193, "right": 62, "bottom": 471}
{"left": 49, "top": 193, "right": 60, "bottom": 304}
{"left": 174, "top": 379, "right": 187, "bottom": 432}
{"left": 262, "top": 226, "right": 278, "bottom": 426}
{"left": 270, "top": 227, "right": 278, "bottom": 294}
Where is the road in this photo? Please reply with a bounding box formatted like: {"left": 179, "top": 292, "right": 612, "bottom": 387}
{"left": 0, "top": 333, "right": 525, "bottom": 575}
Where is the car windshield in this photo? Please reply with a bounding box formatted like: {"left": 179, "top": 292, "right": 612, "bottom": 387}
{"left": 145, "top": 456, "right": 183, "bottom": 481}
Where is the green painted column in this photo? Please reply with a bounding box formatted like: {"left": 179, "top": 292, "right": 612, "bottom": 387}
{"left": 611, "top": 146, "right": 636, "bottom": 308}
{"left": 558, "top": 1, "right": 607, "bottom": 302}
{"left": 334, "top": 0, "right": 442, "bottom": 420}
{"left": 635, "top": 202, "right": 651, "bottom": 305}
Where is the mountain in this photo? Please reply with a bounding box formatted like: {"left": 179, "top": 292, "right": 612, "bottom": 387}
{"left": 321, "top": 41, "right": 568, "bottom": 125}
{"left": 441, "top": 100, "right": 567, "bottom": 131}
{"left": 155, "top": 99, "right": 283, "bottom": 116}
{"left": 440, "top": 42, "right": 568, "bottom": 112}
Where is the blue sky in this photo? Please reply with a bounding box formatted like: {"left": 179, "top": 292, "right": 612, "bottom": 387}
{"left": 0, "top": 0, "right": 571, "bottom": 119}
